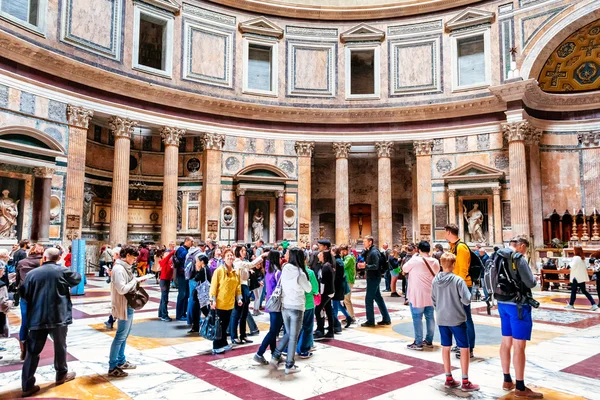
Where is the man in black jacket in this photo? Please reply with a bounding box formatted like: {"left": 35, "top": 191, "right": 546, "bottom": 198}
{"left": 20, "top": 247, "right": 81, "bottom": 397}
{"left": 361, "top": 236, "right": 391, "bottom": 327}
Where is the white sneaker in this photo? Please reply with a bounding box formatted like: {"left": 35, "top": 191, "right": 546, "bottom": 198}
{"left": 285, "top": 365, "right": 301, "bottom": 375}
{"left": 565, "top": 305, "right": 575, "bottom": 309}
{"left": 591, "top": 304, "right": 598, "bottom": 311}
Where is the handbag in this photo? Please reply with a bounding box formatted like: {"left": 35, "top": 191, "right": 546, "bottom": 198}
{"left": 265, "top": 272, "right": 283, "bottom": 313}
{"left": 200, "top": 310, "right": 221, "bottom": 341}
{"left": 314, "top": 293, "right": 322, "bottom": 306}
{"left": 124, "top": 283, "right": 149, "bottom": 311}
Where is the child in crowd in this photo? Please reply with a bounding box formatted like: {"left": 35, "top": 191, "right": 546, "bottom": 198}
{"left": 431, "top": 252, "right": 479, "bottom": 392}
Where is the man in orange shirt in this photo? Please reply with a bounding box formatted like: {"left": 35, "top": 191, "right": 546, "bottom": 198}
{"left": 445, "top": 223, "right": 476, "bottom": 359}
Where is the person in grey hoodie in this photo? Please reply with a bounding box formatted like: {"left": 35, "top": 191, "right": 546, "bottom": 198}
{"left": 431, "top": 252, "right": 480, "bottom": 393}
{"left": 269, "top": 248, "right": 312, "bottom": 375}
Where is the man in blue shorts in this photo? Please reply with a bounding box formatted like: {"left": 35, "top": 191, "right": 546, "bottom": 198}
{"left": 432, "top": 252, "right": 479, "bottom": 392}
{"left": 496, "top": 237, "right": 543, "bottom": 399}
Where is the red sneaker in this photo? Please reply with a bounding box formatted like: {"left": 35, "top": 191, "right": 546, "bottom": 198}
{"left": 445, "top": 379, "right": 460, "bottom": 388}
{"left": 461, "top": 381, "right": 480, "bottom": 392}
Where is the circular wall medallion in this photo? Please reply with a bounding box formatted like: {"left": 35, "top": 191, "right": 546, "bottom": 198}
{"left": 150, "top": 212, "right": 159, "bottom": 222}
{"left": 280, "top": 160, "right": 295, "bottom": 175}
{"left": 98, "top": 208, "right": 107, "bottom": 221}
{"left": 222, "top": 207, "right": 234, "bottom": 226}
{"left": 187, "top": 157, "right": 200, "bottom": 173}
{"left": 225, "top": 157, "right": 240, "bottom": 172}
{"left": 494, "top": 154, "right": 509, "bottom": 170}
{"left": 436, "top": 158, "right": 452, "bottom": 174}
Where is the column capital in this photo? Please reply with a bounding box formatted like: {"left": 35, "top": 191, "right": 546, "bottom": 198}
{"left": 108, "top": 116, "right": 138, "bottom": 139}
{"left": 275, "top": 190, "right": 285, "bottom": 198}
{"left": 67, "top": 105, "right": 94, "bottom": 129}
{"left": 375, "top": 141, "right": 394, "bottom": 158}
{"left": 160, "top": 126, "right": 186, "bottom": 147}
{"left": 447, "top": 189, "right": 456, "bottom": 197}
{"left": 492, "top": 187, "right": 501, "bottom": 196}
{"left": 332, "top": 142, "right": 352, "bottom": 158}
{"left": 202, "top": 133, "right": 225, "bottom": 150}
{"left": 578, "top": 131, "right": 600, "bottom": 147}
{"left": 413, "top": 140, "right": 433, "bottom": 156}
{"left": 236, "top": 187, "right": 246, "bottom": 197}
{"left": 502, "top": 120, "right": 541, "bottom": 144}
{"left": 33, "top": 166, "right": 55, "bottom": 178}
{"left": 295, "top": 141, "right": 315, "bottom": 157}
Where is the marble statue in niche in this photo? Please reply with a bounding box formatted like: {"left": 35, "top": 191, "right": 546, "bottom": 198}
{"left": 464, "top": 203, "right": 485, "bottom": 244}
{"left": 0, "top": 190, "right": 19, "bottom": 238}
{"left": 252, "top": 208, "right": 264, "bottom": 241}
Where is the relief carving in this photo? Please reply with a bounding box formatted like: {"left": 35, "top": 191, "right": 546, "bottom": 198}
{"left": 108, "top": 116, "right": 138, "bottom": 139}
{"left": 67, "top": 105, "right": 94, "bottom": 129}
{"left": 160, "top": 126, "right": 186, "bottom": 147}
{"left": 436, "top": 158, "right": 452, "bottom": 174}
{"left": 578, "top": 131, "right": 600, "bottom": 147}
{"left": 294, "top": 141, "right": 315, "bottom": 157}
{"left": 332, "top": 142, "right": 352, "bottom": 158}
{"left": 413, "top": 140, "right": 433, "bottom": 156}
{"left": 202, "top": 133, "right": 225, "bottom": 150}
{"left": 375, "top": 141, "right": 394, "bottom": 158}
{"left": 502, "top": 120, "right": 541, "bottom": 143}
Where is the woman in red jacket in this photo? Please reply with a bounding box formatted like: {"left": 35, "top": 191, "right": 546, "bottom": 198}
{"left": 158, "top": 242, "right": 176, "bottom": 321}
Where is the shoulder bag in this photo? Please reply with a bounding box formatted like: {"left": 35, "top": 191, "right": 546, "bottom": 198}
{"left": 124, "top": 283, "right": 149, "bottom": 311}
{"left": 265, "top": 268, "right": 284, "bottom": 313}
{"left": 422, "top": 257, "right": 437, "bottom": 277}
{"left": 200, "top": 309, "right": 221, "bottom": 341}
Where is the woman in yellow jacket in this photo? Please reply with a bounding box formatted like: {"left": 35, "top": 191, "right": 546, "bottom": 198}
{"left": 210, "top": 248, "right": 242, "bottom": 354}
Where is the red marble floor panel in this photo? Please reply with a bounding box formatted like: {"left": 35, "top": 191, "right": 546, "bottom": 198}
{"left": 168, "top": 339, "right": 447, "bottom": 400}
{"left": 0, "top": 336, "right": 77, "bottom": 373}
{"left": 472, "top": 306, "right": 600, "bottom": 329}
{"left": 550, "top": 297, "right": 599, "bottom": 307}
{"left": 560, "top": 353, "right": 600, "bottom": 380}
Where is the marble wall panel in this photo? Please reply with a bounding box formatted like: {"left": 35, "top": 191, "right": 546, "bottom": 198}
{"left": 0, "top": 110, "right": 37, "bottom": 130}
{"left": 582, "top": 148, "right": 600, "bottom": 210}
{"left": 519, "top": 5, "right": 568, "bottom": 48}
{"left": 288, "top": 41, "right": 335, "bottom": 97}
{"left": 456, "top": 153, "right": 490, "bottom": 168}
{"left": 541, "top": 133, "right": 579, "bottom": 146}
{"left": 19, "top": 92, "right": 35, "bottom": 115}
{"left": 0, "top": 85, "right": 8, "bottom": 108}
{"left": 184, "top": 21, "right": 233, "bottom": 87}
{"left": 61, "top": 0, "right": 122, "bottom": 59}
{"left": 540, "top": 151, "right": 582, "bottom": 215}
{"left": 390, "top": 35, "right": 441, "bottom": 95}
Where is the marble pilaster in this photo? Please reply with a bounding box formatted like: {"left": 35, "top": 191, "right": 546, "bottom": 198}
{"left": 333, "top": 142, "right": 351, "bottom": 245}
{"left": 64, "top": 105, "right": 93, "bottom": 241}
{"left": 108, "top": 116, "right": 137, "bottom": 246}
{"left": 160, "top": 126, "right": 185, "bottom": 246}
{"left": 414, "top": 140, "right": 433, "bottom": 240}
{"left": 33, "top": 166, "right": 54, "bottom": 243}
{"left": 276, "top": 190, "right": 284, "bottom": 242}
{"left": 448, "top": 189, "right": 457, "bottom": 226}
{"left": 295, "top": 141, "right": 314, "bottom": 246}
{"left": 527, "top": 129, "right": 543, "bottom": 249}
{"left": 502, "top": 120, "right": 532, "bottom": 237}
{"left": 375, "top": 141, "right": 393, "bottom": 247}
{"left": 493, "top": 187, "right": 503, "bottom": 245}
{"left": 201, "top": 133, "right": 224, "bottom": 241}
{"left": 236, "top": 187, "right": 246, "bottom": 242}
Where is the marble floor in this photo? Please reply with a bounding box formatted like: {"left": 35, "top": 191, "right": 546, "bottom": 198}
{"left": 1, "top": 277, "right": 599, "bottom": 399}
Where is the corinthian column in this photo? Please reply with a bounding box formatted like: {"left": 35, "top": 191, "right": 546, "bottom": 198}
{"left": 201, "top": 133, "right": 225, "bottom": 241}
{"left": 64, "top": 105, "right": 93, "bottom": 242}
{"left": 502, "top": 121, "right": 532, "bottom": 237}
{"left": 160, "top": 126, "right": 185, "bottom": 246}
{"left": 295, "top": 141, "right": 314, "bottom": 246}
{"left": 33, "top": 166, "right": 55, "bottom": 243}
{"left": 108, "top": 116, "right": 138, "bottom": 246}
{"left": 333, "top": 142, "right": 351, "bottom": 245}
{"left": 414, "top": 140, "right": 433, "bottom": 240}
{"left": 375, "top": 141, "right": 393, "bottom": 247}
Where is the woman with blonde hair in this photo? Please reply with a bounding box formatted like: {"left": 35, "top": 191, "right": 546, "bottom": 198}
{"left": 566, "top": 246, "right": 597, "bottom": 311}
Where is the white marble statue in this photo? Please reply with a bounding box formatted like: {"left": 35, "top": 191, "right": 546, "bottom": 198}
{"left": 464, "top": 203, "right": 486, "bottom": 244}
{"left": 252, "top": 208, "right": 264, "bottom": 241}
{"left": 0, "top": 190, "right": 19, "bottom": 239}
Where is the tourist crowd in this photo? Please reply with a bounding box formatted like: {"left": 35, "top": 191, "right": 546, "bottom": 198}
{"left": 3, "top": 222, "right": 600, "bottom": 398}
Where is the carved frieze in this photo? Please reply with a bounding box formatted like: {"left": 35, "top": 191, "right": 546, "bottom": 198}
{"left": 160, "top": 126, "right": 186, "bottom": 147}
{"left": 332, "top": 142, "right": 352, "bottom": 158}
{"left": 67, "top": 105, "right": 94, "bottom": 129}
{"left": 413, "top": 140, "right": 433, "bottom": 156}
{"left": 202, "top": 133, "right": 225, "bottom": 150}
{"left": 375, "top": 141, "right": 394, "bottom": 158}
{"left": 295, "top": 141, "right": 315, "bottom": 157}
{"left": 108, "top": 116, "right": 137, "bottom": 139}
{"left": 578, "top": 131, "right": 600, "bottom": 147}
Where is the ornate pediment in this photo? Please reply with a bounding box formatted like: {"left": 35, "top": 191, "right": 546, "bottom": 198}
{"left": 340, "top": 24, "right": 385, "bottom": 43}
{"left": 443, "top": 161, "right": 504, "bottom": 182}
{"left": 445, "top": 8, "right": 495, "bottom": 32}
{"left": 239, "top": 17, "right": 284, "bottom": 39}
{"left": 138, "top": 0, "right": 181, "bottom": 14}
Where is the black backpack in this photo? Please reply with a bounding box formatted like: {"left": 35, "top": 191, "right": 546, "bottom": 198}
{"left": 451, "top": 241, "right": 483, "bottom": 282}
{"left": 378, "top": 251, "right": 390, "bottom": 272}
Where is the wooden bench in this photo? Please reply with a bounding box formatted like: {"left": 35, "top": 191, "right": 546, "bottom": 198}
{"left": 540, "top": 268, "right": 596, "bottom": 292}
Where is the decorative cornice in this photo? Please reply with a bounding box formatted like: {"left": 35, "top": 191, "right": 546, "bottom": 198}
{"left": 160, "top": 126, "right": 186, "bottom": 147}
{"left": 375, "top": 141, "right": 393, "bottom": 158}
{"left": 340, "top": 24, "right": 385, "bottom": 43}
{"left": 523, "top": 82, "right": 600, "bottom": 113}
{"left": 204, "top": 0, "right": 482, "bottom": 21}
{"left": 332, "top": 142, "right": 352, "bottom": 159}
{"left": 502, "top": 120, "right": 541, "bottom": 143}
{"left": 295, "top": 141, "right": 315, "bottom": 157}
{"left": 445, "top": 7, "right": 495, "bottom": 32}
{"left": 66, "top": 105, "right": 93, "bottom": 129}
{"left": 238, "top": 17, "right": 283, "bottom": 39}
{"left": 578, "top": 131, "right": 600, "bottom": 147}
{"left": 202, "top": 133, "right": 225, "bottom": 150}
{"left": 33, "top": 166, "right": 55, "bottom": 178}
{"left": 413, "top": 140, "right": 433, "bottom": 156}
{"left": 139, "top": 0, "right": 181, "bottom": 14}
{"left": 489, "top": 79, "right": 536, "bottom": 103}
{"left": 108, "top": 116, "right": 137, "bottom": 139}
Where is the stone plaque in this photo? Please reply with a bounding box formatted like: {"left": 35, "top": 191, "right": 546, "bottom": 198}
{"left": 420, "top": 224, "right": 431, "bottom": 235}
{"left": 434, "top": 205, "right": 448, "bottom": 229}
{"left": 299, "top": 223, "right": 310, "bottom": 235}
{"left": 207, "top": 219, "right": 219, "bottom": 232}
{"left": 66, "top": 215, "right": 81, "bottom": 229}
{"left": 502, "top": 202, "right": 511, "bottom": 228}
{"left": 189, "top": 207, "right": 199, "bottom": 230}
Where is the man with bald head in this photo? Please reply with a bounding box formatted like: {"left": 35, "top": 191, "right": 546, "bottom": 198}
{"left": 20, "top": 247, "right": 82, "bottom": 397}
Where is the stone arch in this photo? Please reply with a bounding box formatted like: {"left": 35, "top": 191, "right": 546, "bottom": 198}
{"left": 235, "top": 163, "right": 289, "bottom": 180}
{"left": 521, "top": 2, "right": 600, "bottom": 81}
{"left": 0, "top": 126, "right": 67, "bottom": 155}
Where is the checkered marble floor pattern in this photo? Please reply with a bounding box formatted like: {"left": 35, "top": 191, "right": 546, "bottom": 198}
{"left": 1, "top": 276, "right": 599, "bottom": 399}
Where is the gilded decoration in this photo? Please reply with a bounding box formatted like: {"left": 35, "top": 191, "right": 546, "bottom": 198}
{"left": 160, "top": 126, "right": 186, "bottom": 147}
{"left": 539, "top": 18, "right": 600, "bottom": 92}
{"left": 66, "top": 105, "right": 93, "bottom": 129}
{"left": 332, "top": 142, "right": 352, "bottom": 158}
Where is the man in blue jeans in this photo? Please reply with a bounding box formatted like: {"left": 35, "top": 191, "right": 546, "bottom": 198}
{"left": 361, "top": 236, "right": 391, "bottom": 327}
{"left": 175, "top": 237, "right": 193, "bottom": 320}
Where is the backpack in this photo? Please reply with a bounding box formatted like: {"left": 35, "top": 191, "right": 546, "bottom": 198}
{"left": 451, "top": 241, "right": 483, "bottom": 282}
{"left": 483, "top": 251, "right": 521, "bottom": 314}
{"left": 184, "top": 248, "right": 202, "bottom": 280}
{"left": 378, "top": 251, "right": 390, "bottom": 272}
